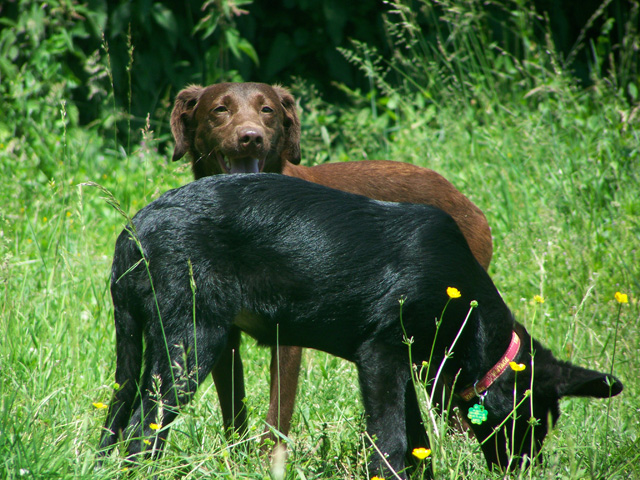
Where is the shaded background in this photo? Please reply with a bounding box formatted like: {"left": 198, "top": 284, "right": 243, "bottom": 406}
{"left": 0, "top": 0, "right": 637, "bottom": 145}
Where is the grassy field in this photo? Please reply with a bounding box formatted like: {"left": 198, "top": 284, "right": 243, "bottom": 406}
{"left": 1, "top": 2, "right": 639, "bottom": 479}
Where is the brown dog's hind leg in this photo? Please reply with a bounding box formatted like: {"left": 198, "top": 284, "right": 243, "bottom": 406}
{"left": 212, "top": 326, "right": 248, "bottom": 436}
{"left": 263, "top": 345, "right": 303, "bottom": 444}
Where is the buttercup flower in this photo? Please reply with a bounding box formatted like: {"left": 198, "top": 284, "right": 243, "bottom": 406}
{"left": 412, "top": 447, "right": 432, "bottom": 460}
{"left": 371, "top": 477, "right": 385, "bottom": 480}
{"left": 149, "top": 423, "right": 162, "bottom": 430}
{"left": 92, "top": 402, "right": 108, "bottom": 409}
{"left": 447, "top": 287, "right": 461, "bottom": 299}
{"left": 509, "top": 362, "right": 526, "bottom": 372}
{"left": 614, "top": 292, "right": 628, "bottom": 304}
{"left": 533, "top": 295, "right": 544, "bottom": 304}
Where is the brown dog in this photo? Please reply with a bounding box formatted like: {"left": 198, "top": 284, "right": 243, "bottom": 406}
{"left": 170, "top": 82, "right": 493, "bottom": 443}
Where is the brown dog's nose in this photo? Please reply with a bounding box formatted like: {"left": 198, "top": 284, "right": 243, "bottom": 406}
{"left": 238, "top": 127, "right": 263, "bottom": 148}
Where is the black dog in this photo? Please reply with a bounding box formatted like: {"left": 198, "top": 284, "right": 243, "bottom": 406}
{"left": 99, "top": 174, "right": 622, "bottom": 478}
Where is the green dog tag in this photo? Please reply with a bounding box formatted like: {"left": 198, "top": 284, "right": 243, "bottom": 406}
{"left": 468, "top": 403, "right": 488, "bottom": 425}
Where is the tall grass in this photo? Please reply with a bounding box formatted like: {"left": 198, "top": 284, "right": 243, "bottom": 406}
{"left": 1, "top": 0, "right": 639, "bottom": 478}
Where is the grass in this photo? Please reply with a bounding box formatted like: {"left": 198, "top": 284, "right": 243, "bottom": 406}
{"left": 1, "top": 0, "right": 639, "bottom": 478}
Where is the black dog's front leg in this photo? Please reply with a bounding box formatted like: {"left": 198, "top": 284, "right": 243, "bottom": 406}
{"left": 357, "top": 349, "right": 412, "bottom": 480}
{"left": 405, "top": 383, "right": 433, "bottom": 478}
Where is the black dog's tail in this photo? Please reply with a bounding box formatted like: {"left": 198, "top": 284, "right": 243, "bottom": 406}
{"left": 99, "top": 231, "right": 146, "bottom": 454}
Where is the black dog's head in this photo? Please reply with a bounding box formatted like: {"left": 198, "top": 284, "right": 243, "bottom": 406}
{"left": 465, "top": 324, "right": 623, "bottom": 471}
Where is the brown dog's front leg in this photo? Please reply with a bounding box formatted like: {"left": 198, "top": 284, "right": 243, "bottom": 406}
{"left": 212, "top": 326, "right": 248, "bottom": 436}
{"left": 264, "top": 345, "right": 303, "bottom": 443}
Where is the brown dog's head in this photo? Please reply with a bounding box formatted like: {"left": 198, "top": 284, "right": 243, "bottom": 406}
{"left": 171, "top": 82, "right": 301, "bottom": 179}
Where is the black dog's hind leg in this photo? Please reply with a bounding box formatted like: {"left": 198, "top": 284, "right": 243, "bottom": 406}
{"left": 212, "top": 326, "right": 248, "bottom": 436}
{"left": 99, "top": 303, "right": 144, "bottom": 454}
{"left": 357, "top": 348, "right": 412, "bottom": 480}
{"left": 123, "top": 322, "right": 226, "bottom": 459}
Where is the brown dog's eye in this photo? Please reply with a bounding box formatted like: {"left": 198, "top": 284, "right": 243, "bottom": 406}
{"left": 213, "top": 106, "right": 228, "bottom": 113}
{"left": 261, "top": 106, "right": 274, "bottom": 113}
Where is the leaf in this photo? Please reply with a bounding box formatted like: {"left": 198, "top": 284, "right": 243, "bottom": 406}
{"left": 224, "top": 28, "right": 241, "bottom": 59}
{"left": 194, "top": 14, "right": 220, "bottom": 40}
{"left": 236, "top": 38, "right": 259, "bottom": 66}
{"left": 151, "top": 4, "right": 178, "bottom": 36}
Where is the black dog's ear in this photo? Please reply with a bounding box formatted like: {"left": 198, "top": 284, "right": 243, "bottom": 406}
{"left": 272, "top": 85, "right": 301, "bottom": 165}
{"left": 525, "top": 332, "right": 623, "bottom": 400}
{"left": 171, "top": 85, "right": 204, "bottom": 162}
{"left": 556, "top": 363, "right": 623, "bottom": 399}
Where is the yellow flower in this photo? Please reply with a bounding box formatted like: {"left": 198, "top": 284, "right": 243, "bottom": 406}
{"left": 92, "top": 402, "right": 108, "bottom": 409}
{"left": 371, "top": 477, "right": 385, "bottom": 480}
{"left": 509, "top": 362, "right": 526, "bottom": 372}
{"left": 149, "top": 423, "right": 161, "bottom": 431}
{"left": 43, "top": 216, "right": 48, "bottom": 223}
{"left": 143, "top": 439, "right": 151, "bottom": 445}
{"left": 447, "top": 287, "right": 461, "bottom": 299}
{"left": 412, "top": 447, "right": 432, "bottom": 460}
{"left": 614, "top": 292, "right": 628, "bottom": 304}
{"left": 533, "top": 295, "right": 544, "bottom": 304}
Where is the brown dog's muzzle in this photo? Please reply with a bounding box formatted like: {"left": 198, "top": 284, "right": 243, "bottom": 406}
{"left": 227, "top": 125, "right": 265, "bottom": 174}
{"left": 213, "top": 120, "right": 272, "bottom": 174}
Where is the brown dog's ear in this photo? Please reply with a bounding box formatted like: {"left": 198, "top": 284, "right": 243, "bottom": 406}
{"left": 273, "top": 85, "right": 301, "bottom": 165}
{"left": 171, "top": 85, "right": 204, "bottom": 162}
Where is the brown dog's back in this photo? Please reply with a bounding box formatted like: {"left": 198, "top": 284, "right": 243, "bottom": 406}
{"left": 284, "top": 160, "right": 492, "bottom": 269}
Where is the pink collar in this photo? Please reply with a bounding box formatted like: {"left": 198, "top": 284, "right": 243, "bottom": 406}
{"left": 458, "top": 331, "right": 521, "bottom": 402}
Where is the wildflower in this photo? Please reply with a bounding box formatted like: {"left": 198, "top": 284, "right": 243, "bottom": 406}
{"left": 92, "top": 402, "right": 108, "bottom": 409}
{"left": 509, "top": 362, "right": 526, "bottom": 372}
{"left": 143, "top": 439, "right": 151, "bottom": 445}
{"left": 412, "top": 447, "right": 432, "bottom": 460}
{"left": 371, "top": 477, "right": 385, "bottom": 480}
{"left": 149, "top": 423, "right": 161, "bottom": 430}
{"left": 66, "top": 211, "right": 72, "bottom": 217}
{"left": 614, "top": 292, "right": 628, "bottom": 304}
{"left": 43, "top": 216, "right": 48, "bottom": 223}
{"left": 533, "top": 295, "right": 544, "bottom": 304}
{"left": 447, "top": 287, "right": 461, "bottom": 299}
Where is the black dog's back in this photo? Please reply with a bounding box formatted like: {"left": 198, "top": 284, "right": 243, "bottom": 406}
{"left": 113, "top": 174, "right": 495, "bottom": 361}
